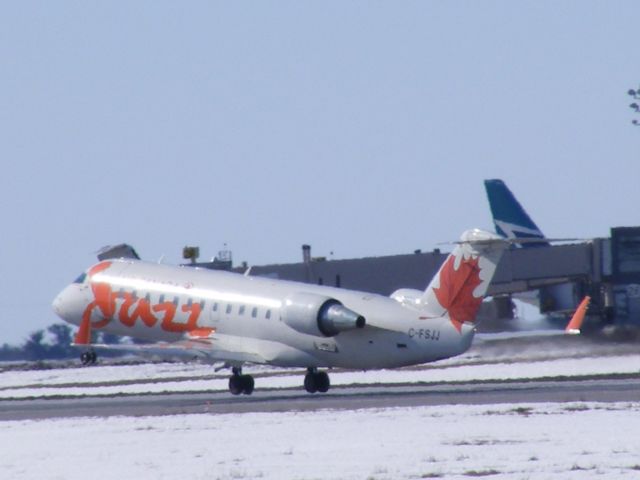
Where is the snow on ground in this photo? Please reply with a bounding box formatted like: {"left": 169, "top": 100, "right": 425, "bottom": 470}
{"left": 2, "top": 338, "right": 640, "bottom": 478}
{"left": 1, "top": 402, "right": 640, "bottom": 480}
{"left": 2, "top": 352, "right": 640, "bottom": 399}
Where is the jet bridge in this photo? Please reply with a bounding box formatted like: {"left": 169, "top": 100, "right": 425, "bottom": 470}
{"left": 189, "top": 226, "right": 640, "bottom": 327}
{"left": 245, "top": 242, "right": 597, "bottom": 315}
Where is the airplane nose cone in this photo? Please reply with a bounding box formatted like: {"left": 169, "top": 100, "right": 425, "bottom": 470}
{"left": 52, "top": 290, "right": 64, "bottom": 316}
{"left": 52, "top": 285, "right": 85, "bottom": 325}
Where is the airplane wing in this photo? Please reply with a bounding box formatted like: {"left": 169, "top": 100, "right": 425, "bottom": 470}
{"left": 75, "top": 330, "right": 270, "bottom": 365}
{"left": 475, "top": 296, "right": 590, "bottom": 342}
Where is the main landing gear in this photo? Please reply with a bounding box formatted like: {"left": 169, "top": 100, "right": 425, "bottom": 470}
{"left": 304, "top": 367, "right": 330, "bottom": 393}
{"left": 228, "top": 367, "right": 255, "bottom": 395}
{"left": 225, "top": 366, "right": 330, "bottom": 395}
{"left": 80, "top": 350, "right": 97, "bottom": 366}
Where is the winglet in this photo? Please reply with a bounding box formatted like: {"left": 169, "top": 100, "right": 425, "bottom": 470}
{"left": 74, "top": 313, "right": 92, "bottom": 345}
{"left": 565, "top": 296, "right": 590, "bottom": 334}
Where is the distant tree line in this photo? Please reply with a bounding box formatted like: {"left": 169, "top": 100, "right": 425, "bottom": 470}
{"left": 0, "top": 324, "right": 125, "bottom": 361}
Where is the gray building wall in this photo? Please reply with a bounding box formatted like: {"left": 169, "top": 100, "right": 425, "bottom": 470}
{"left": 185, "top": 226, "right": 640, "bottom": 327}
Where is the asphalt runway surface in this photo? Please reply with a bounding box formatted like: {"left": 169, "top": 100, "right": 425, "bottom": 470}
{"left": 2, "top": 376, "right": 640, "bottom": 421}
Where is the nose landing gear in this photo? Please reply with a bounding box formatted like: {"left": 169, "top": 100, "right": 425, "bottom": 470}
{"left": 80, "top": 350, "right": 97, "bottom": 366}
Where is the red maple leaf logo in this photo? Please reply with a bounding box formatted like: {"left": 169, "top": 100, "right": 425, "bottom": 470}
{"left": 433, "top": 255, "right": 483, "bottom": 332}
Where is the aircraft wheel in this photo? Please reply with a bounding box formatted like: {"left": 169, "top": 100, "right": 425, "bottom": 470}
{"left": 316, "top": 371, "right": 330, "bottom": 393}
{"left": 304, "top": 373, "right": 318, "bottom": 393}
{"left": 80, "top": 352, "right": 92, "bottom": 366}
{"left": 241, "top": 375, "right": 255, "bottom": 395}
{"left": 229, "top": 375, "right": 244, "bottom": 395}
{"left": 89, "top": 351, "right": 97, "bottom": 365}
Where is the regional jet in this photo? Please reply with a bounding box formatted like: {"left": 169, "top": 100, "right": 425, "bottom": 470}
{"left": 52, "top": 229, "right": 584, "bottom": 395}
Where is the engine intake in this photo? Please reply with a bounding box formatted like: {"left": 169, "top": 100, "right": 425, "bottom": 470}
{"left": 282, "top": 292, "right": 366, "bottom": 337}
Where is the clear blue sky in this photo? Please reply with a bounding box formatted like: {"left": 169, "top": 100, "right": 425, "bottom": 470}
{"left": 1, "top": 2, "right": 638, "bottom": 344}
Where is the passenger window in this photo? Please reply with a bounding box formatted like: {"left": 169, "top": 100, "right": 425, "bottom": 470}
{"left": 226, "top": 304, "right": 232, "bottom": 314}
{"left": 265, "top": 310, "right": 271, "bottom": 320}
{"left": 251, "top": 307, "right": 258, "bottom": 318}
{"left": 239, "top": 306, "right": 245, "bottom": 315}
{"left": 173, "top": 297, "right": 179, "bottom": 305}
{"left": 213, "top": 303, "right": 218, "bottom": 312}
{"left": 159, "top": 294, "right": 165, "bottom": 303}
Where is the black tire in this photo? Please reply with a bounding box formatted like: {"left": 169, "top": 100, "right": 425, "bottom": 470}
{"left": 304, "top": 373, "right": 318, "bottom": 393}
{"left": 229, "top": 375, "right": 243, "bottom": 395}
{"left": 89, "top": 351, "right": 97, "bottom": 364}
{"left": 241, "top": 375, "right": 255, "bottom": 395}
{"left": 80, "top": 352, "right": 91, "bottom": 365}
{"left": 316, "top": 372, "right": 330, "bottom": 393}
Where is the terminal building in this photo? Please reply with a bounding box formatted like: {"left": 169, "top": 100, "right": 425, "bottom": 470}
{"left": 99, "top": 180, "right": 640, "bottom": 329}
{"left": 99, "top": 225, "right": 640, "bottom": 329}
{"left": 183, "top": 226, "right": 640, "bottom": 329}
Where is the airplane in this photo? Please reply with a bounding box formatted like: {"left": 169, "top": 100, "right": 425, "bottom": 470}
{"left": 484, "top": 179, "right": 547, "bottom": 246}
{"left": 52, "top": 228, "right": 585, "bottom": 396}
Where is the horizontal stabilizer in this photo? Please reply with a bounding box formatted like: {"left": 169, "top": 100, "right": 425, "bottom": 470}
{"left": 442, "top": 237, "right": 582, "bottom": 247}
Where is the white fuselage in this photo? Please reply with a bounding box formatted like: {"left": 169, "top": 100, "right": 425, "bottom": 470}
{"left": 53, "top": 259, "right": 476, "bottom": 370}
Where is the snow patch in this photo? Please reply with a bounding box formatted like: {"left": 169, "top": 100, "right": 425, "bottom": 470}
{"left": 1, "top": 403, "right": 639, "bottom": 479}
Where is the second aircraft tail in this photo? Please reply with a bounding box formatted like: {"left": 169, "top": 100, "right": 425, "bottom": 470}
{"left": 484, "top": 179, "right": 548, "bottom": 247}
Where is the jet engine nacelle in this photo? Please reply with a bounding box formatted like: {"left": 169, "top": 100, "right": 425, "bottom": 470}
{"left": 390, "top": 288, "right": 424, "bottom": 308}
{"left": 282, "top": 292, "right": 366, "bottom": 337}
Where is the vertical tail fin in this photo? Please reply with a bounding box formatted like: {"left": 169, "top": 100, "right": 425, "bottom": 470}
{"left": 421, "top": 229, "right": 507, "bottom": 331}
{"left": 484, "top": 179, "right": 548, "bottom": 247}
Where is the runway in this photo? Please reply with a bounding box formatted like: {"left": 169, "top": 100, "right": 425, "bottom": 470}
{"left": 2, "top": 375, "right": 639, "bottom": 421}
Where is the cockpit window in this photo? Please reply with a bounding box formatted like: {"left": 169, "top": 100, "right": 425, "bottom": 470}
{"left": 73, "top": 272, "right": 87, "bottom": 284}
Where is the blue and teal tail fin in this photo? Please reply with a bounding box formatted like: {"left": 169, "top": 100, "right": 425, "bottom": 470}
{"left": 483, "top": 179, "right": 549, "bottom": 248}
